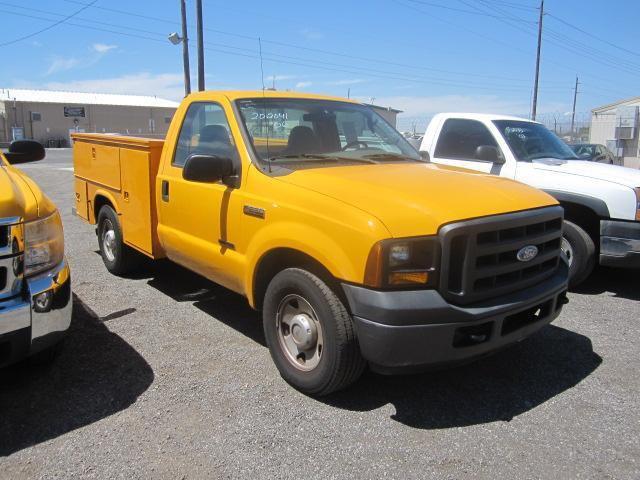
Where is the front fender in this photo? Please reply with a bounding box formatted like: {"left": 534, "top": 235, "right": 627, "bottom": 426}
{"left": 244, "top": 221, "right": 369, "bottom": 308}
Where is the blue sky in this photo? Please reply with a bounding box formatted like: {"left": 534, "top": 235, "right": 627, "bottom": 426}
{"left": 1, "top": 0, "right": 638, "bottom": 131}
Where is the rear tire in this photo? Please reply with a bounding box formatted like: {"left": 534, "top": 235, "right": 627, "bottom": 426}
{"left": 561, "top": 219, "right": 596, "bottom": 288}
{"left": 263, "top": 268, "right": 365, "bottom": 396}
{"left": 97, "top": 205, "right": 143, "bottom": 276}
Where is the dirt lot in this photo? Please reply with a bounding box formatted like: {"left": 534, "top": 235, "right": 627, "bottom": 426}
{"left": 1, "top": 149, "right": 638, "bottom": 479}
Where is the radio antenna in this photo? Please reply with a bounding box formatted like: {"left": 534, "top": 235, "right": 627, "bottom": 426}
{"left": 258, "top": 37, "right": 265, "bottom": 91}
{"left": 258, "top": 37, "right": 271, "bottom": 172}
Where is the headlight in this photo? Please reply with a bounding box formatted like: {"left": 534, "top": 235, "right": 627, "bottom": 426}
{"left": 634, "top": 187, "right": 640, "bottom": 221}
{"left": 24, "top": 211, "right": 64, "bottom": 277}
{"left": 364, "top": 236, "right": 440, "bottom": 289}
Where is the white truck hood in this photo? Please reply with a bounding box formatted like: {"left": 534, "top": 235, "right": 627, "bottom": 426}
{"left": 531, "top": 159, "right": 640, "bottom": 188}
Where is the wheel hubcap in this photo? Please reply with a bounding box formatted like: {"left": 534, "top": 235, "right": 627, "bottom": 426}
{"left": 561, "top": 236, "right": 573, "bottom": 267}
{"left": 102, "top": 221, "right": 116, "bottom": 262}
{"left": 276, "top": 294, "right": 323, "bottom": 371}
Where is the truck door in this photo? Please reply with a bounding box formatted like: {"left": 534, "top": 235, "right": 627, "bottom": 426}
{"left": 156, "top": 101, "right": 241, "bottom": 285}
{"left": 430, "top": 118, "right": 514, "bottom": 177}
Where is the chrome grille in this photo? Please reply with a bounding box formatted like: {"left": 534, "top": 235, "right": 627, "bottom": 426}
{"left": 0, "top": 218, "right": 24, "bottom": 301}
{"left": 0, "top": 225, "right": 8, "bottom": 249}
{"left": 438, "top": 206, "right": 564, "bottom": 305}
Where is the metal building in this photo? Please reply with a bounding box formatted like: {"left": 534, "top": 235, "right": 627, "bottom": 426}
{"left": 0, "top": 88, "right": 179, "bottom": 147}
{"left": 590, "top": 96, "right": 640, "bottom": 169}
{"left": 364, "top": 103, "right": 402, "bottom": 128}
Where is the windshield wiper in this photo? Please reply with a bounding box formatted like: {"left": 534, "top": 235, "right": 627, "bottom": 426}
{"left": 361, "top": 153, "right": 419, "bottom": 161}
{"left": 269, "top": 154, "right": 378, "bottom": 164}
{"left": 269, "top": 154, "right": 339, "bottom": 162}
{"left": 528, "top": 154, "right": 572, "bottom": 161}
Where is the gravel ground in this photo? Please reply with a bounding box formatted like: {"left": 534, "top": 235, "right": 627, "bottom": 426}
{"left": 1, "top": 149, "right": 638, "bottom": 479}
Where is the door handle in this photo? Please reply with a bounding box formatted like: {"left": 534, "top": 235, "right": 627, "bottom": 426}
{"left": 161, "top": 180, "right": 169, "bottom": 202}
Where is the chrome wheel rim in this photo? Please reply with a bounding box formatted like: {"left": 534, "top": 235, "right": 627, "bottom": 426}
{"left": 276, "top": 294, "right": 323, "bottom": 371}
{"left": 561, "top": 236, "right": 573, "bottom": 267}
{"left": 102, "top": 220, "right": 116, "bottom": 262}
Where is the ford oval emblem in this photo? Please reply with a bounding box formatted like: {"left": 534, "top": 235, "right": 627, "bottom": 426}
{"left": 517, "top": 245, "right": 539, "bottom": 262}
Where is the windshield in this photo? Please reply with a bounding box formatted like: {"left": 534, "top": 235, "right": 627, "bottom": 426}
{"left": 493, "top": 120, "right": 579, "bottom": 161}
{"left": 570, "top": 144, "right": 596, "bottom": 157}
{"left": 236, "top": 98, "right": 421, "bottom": 167}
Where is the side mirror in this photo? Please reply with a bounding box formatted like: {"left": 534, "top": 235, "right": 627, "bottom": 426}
{"left": 182, "top": 154, "right": 235, "bottom": 184}
{"left": 419, "top": 150, "right": 430, "bottom": 162}
{"left": 4, "top": 140, "right": 45, "bottom": 164}
{"left": 474, "top": 145, "right": 503, "bottom": 164}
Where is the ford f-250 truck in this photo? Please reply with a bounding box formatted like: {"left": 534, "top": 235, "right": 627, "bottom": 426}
{"left": 0, "top": 141, "right": 72, "bottom": 367}
{"left": 420, "top": 113, "right": 640, "bottom": 286}
{"left": 72, "top": 91, "right": 568, "bottom": 395}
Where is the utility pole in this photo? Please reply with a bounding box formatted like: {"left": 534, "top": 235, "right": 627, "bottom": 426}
{"left": 531, "top": 0, "right": 544, "bottom": 120}
{"left": 196, "top": 0, "right": 205, "bottom": 91}
{"left": 180, "top": 0, "right": 191, "bottom": 96}
{"left": 570, "top": 75, "right": 580, "bottom": 138}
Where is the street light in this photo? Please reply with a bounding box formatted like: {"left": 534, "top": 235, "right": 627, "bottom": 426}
{"left": 168, "top": 32, "right": 182, "bottom": 45}
{"left": 168, "top": 0, "right": 191, "bottom": 96}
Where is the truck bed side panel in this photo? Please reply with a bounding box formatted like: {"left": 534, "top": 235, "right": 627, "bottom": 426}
{"left": 72, "top": 133, "right": 165, "bottom": 258}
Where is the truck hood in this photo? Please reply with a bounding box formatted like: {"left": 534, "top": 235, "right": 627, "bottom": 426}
{"left": 531, "top": 159, "right": 640, "bottom": 188}
{"left": 0, "top": 160, "right": 50, "bottom": 221}
{"left": 277, "top": 163, "right": 557, "bottom": 237}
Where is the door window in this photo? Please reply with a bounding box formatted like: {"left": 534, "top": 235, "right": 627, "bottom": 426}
{"left": 434, "top": 118, "right": 498, "bottom": 160}
{"left": 173, "top": 102, "right": 238, "bottom": 167}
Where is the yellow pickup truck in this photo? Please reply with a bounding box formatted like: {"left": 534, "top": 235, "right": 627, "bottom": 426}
{"left": 73, "top": 90, "right": 568, "bottom": 395}
{"left": 1, "top": 141, "right": 72, "bottom": 367}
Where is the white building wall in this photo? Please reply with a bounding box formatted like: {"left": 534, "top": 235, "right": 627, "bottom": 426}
{"left": 591, "top": 98, "right": 640, "bottom": 169}
{"left": 589, "top": 112, "right": 615, "bottom": 145}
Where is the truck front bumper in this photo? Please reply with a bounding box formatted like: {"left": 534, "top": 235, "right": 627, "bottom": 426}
{"left": 0, "top": 260, "right": 72, "bottom": 367}
{"left": 600, "top": 220, "right": 640, "bottom": 268}
{"left": 342, "top": 263, "right": 568, "bottom": 373}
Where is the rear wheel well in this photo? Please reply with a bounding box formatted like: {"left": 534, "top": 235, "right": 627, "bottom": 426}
{"left": 559, "top": 201, "right": 600, "bottom": 246}
{"left": 93, "top": 195, "right": 114, "bottom": 223}
{"left": 253, "top": 248, "right": 344, "bottom": 311}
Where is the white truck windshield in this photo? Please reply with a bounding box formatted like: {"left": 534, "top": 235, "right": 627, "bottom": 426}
{"left": 493, "top": 120, "right": 579, "bottom": 161}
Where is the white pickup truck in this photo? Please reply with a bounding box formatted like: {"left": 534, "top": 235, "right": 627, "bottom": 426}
{"left": 420, "top": 113, "right": 640, "bottom": 286}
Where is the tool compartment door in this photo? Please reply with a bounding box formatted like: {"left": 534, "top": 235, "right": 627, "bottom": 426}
{"left": 74, "top": 178, "right": 89, "bottom": 220}
{"left": 74, "top": 141, "right": 121, "bottom": 190}
{"left": 119, "top": 148, "right": 154, "bottom": 256}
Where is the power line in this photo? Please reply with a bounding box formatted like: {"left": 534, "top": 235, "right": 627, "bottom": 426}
{"left": 547, "top": 13, "right": 640, "bottom": 59}
{"left": 403, "top": 0, "right": 535, "bottom": 22}
{"left": 56, "top": 0, "right": 640, "bottom": 81}
{"left": 471, "top": 0, "right": 537, "bottom": 11}
{"left": 0, "top": 7, "right": 570, "bottom": 94}
{"left": 0, "top": 1, "right": 557, "bottom": 89}
{"left": 51, "top": 0, "right": 542, "bottom": 83}
{"left": 2, "top": 0, "right": 635, "bottom": 106}
{"left": 395, "top": 0, "right": 638, "bottom": 104}
{"left": 0, "top": 0, "right": 97, "bottom": 47}
{"left": 464, "top": 0, "right": 640, "bottom": 76}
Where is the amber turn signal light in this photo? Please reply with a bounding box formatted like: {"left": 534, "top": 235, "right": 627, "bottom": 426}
{"left": 388, "top": 271, "right": 430, "bottom": 285}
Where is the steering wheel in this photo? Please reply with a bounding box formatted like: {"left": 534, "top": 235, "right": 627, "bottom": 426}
{"left": 342, "top": 140, "right": 369, "bottom": 151}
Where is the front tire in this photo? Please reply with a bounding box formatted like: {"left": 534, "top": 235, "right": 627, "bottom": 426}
{"left": 561, "top": 219, "right": 596, "bottom": 287}
{"left": 97, "top": 205, "right": 143, "bottom": 276}
{"left": 263, "top": 268, "right": 365, "bottom": 396}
